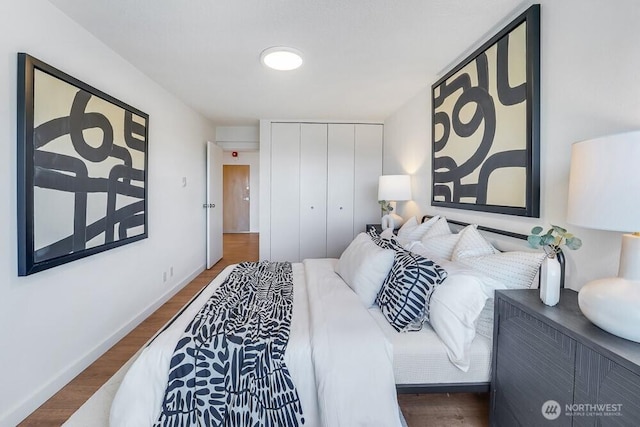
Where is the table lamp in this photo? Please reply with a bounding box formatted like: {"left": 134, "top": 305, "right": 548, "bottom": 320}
{"left": 567, "top": 130, "right": 640, "bottom": 342}
{"left": 378, "top": 175, "right": 411, "bottom": 230}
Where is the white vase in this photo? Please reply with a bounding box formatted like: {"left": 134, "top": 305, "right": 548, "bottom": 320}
{"left": 539, "top": 256, "right": 561, "bottom": 306}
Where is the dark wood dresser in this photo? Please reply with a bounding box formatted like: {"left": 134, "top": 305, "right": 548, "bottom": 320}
{"left": 491, "top": 289, "right": 640, "bottom": 426}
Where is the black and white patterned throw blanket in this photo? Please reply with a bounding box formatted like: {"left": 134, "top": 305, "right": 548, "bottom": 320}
{"left": 154, "top": 261, "right": 304, "bottom": 427}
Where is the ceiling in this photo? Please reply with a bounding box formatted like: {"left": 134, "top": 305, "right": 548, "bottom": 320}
{"left": 48, "top": 0, "right": 524, "bottom": 126}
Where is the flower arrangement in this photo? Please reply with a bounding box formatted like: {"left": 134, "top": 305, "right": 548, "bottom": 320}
{"left": 528, "top": 225, "right": 582, "bottom": 258}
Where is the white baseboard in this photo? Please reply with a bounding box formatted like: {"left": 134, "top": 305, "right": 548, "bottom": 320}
{"left": 2, "top": 264, "right": 206, "bottom": 427}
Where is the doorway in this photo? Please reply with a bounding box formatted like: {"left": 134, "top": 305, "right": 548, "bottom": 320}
{"left": 223, "top": 165, "right": 250, "bottom": 233}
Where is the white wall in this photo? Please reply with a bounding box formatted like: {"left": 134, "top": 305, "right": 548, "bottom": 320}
{"left": 216, "top": 125, "right": 260, "bottom": 152}
{"left": 383, "top": 0, "right": 640, "bottom": 291}
{"left": 222, "top": 151, "right": 260, "bottom": 232}
{"left": 0, "top": 1, "right": 216, "bottom": 425}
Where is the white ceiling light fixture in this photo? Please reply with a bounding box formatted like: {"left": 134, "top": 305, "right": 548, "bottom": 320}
{"left": 260, "top": 46, "right": 303, "bottom": 71}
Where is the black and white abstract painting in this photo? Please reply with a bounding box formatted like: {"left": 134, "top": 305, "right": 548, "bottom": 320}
{"left": 18, "top": 53, "right": 148, "bottom": 276}
{"left": 431, "top": 5, "right": 540, "bottom": 217}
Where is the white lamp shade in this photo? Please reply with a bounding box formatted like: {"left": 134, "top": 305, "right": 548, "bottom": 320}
{"left": 378, "top": 175, "right": 412, "bottom": 201}
{"left": 567, "top": 131, "right": 640, "bottom": 232}
{"left": 569, "top": 130, "right": 640, "bottom": 343}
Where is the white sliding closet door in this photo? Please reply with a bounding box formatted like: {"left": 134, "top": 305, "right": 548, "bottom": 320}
{"left": 263, "top": 120, "right": 383, "bottom": 262}
{"left": 300, "top": 124, "right": 328, "bottom": 259}
{"left": 354, "top": 124, "right": 384, "bottom": 234}
{"left": 270, "top": 123, "right": 300, "bottom": 261}
{"left": 327, "top": 124, "right": 355, "bottom": 258}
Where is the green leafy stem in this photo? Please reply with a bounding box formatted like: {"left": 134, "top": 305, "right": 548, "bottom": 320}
{"left": 528, "top": 225, "right": 583, "bottom": 258}
{"left": 379, "top": 200, "right": 393, "bottom": 214}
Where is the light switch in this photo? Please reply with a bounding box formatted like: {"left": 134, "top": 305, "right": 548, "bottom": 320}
{"left": 182, "top": 177, "right": 187, "bottom": 187}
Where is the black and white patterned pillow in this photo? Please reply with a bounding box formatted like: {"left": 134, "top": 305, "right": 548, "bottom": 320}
{"left": 375, "top": 247, "right": 448, "bottom": 332}
{"left": 367, "top": 227, "right": 396, "bottom": 249}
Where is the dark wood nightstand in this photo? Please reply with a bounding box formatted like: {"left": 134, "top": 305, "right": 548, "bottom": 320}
{"left": 366, "top": 224, "right": 384, "bottom": 234}
{"left": 491, "top": 289, "right": 640, "bottom": 426}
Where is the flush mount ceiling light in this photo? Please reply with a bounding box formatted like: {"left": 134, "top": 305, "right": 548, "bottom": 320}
{"left": 260, "top": 47, "right": 303, "bottom": 71}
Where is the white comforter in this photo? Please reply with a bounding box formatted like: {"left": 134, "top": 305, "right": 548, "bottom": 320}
{"left": 110, "top": 260, "right": 401, "bottom": 427}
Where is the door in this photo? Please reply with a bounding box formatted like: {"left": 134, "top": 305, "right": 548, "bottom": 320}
{"left": 270, "top": 123, "right": 301, "bottom": 261}
{"left": 206, "top": 141, "right": 223, "bottom": 268}
{"left": 299, "top": 123, "right": 328, "bottom": 259}
{"left": 223, "top": 165, "right": 250, "bottom": 233}
{"left": 327, "top": 124, "right": 355, "bottom": 258}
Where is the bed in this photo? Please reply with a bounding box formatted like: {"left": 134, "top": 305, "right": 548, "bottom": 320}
{"left": 111, "top": 259, "right": 402, "bottom": 426}
{"left": 110, "top": 216, "right": 563, "bottom": 426}
{"left": 392, "top": 216, "right": 565, "bottom": 394}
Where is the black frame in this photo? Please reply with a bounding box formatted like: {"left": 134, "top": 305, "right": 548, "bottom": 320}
{"left": 431, "top": 5, "right": 540, "bottom": 217}
{"left": 397, "top": 382, "right": 490, "bottom": 394}
{"left": 17, "top": 53, "right": 149, "bottom": 276}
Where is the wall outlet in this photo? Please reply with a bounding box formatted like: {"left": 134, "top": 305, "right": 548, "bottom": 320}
{"left": 163, "top": 272, "right": 167, "bottom": 282}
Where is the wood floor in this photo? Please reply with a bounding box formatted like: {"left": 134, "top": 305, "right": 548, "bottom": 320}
{"left": 20, "top": 233, "right": 488, "bottom": 426}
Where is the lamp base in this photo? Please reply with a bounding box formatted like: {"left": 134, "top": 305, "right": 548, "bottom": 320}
{"left": 381, "top": 212, "right": 403, "bottom": 230}
{"left": 578, "top": 277, "right": 640, "bottom": 343}
{"left": 619, "top": 233, "right": 640, "bottom": 280}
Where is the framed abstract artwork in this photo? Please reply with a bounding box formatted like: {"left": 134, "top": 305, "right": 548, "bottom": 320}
{"left": 17, "top": 53, "right": 149, "bottom": 276}
{"left": 431, "top": 4, "right": 540, "bottom": 217}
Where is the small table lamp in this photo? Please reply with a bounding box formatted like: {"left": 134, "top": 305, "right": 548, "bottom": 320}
{"left": 567, "top": 130, "right": 640, "bottom": 343}
{"left": 378, "top": 175, "right": 412, "bottom": 229}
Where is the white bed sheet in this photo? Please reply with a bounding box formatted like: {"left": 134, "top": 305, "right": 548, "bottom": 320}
{"left": 304, "top": 258, "right": 401, "bottom": 427}
{"left": 369, "top": 308, "right": 492, "bottom": 385}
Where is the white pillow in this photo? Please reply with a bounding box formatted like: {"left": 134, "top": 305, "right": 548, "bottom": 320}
{"left": 457, "top": 251, "right": 547, "bottom": 290}
{"left": 429, "top": 272, "right": 496, "bottom": 371}
{"left": 416, "top": 224, "right": 485, "bottom": 261}
{"left": 335, "top": 233, "right": 395, "bottom": 307}
{"left": 421, "top": 216, "right": 451, "bottom": 239}
{"left": 409, "top": 233, "right": 460, "bottom": 262}
{"left": 396, "top": 215, "right": 439, "bottom": 241}
{"left": 475, "top": 300, "right": 494, "bottom": 340}
{"left": 397, "top": 216, "right": 417, "bottom": 233}
{"left": 451, "top": 225, "right": 497, "bottom": 261}
{"left": 448, "top": 251, "right": 546, "bottom": 348}
{"left": 380, "top": 227, "right": 395, "bottom": 239}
